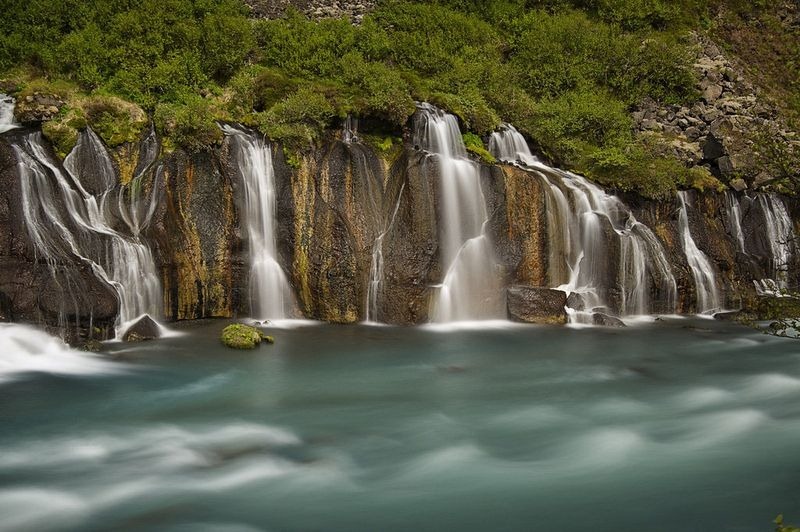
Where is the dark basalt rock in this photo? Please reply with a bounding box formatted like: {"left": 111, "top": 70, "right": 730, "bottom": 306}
{"left": 566, "top": 292, "right": 586, "bottom": 311}
{"left": 122, "top": 315, "right": 161, "bottom": 342}
{"left": 593, "top": 313, "right": 627, "bottom": 328}
{"left": 507, "top": 286, "right": 567, "bottom": 325}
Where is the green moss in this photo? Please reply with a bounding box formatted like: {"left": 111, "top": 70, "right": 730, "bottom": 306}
{"left": 462, "top": 132, "right": 496, "bottom": 164}
{"left": 79, "top": 95, "right": 147, "bottom": 147}
{"left": 220, "top": 323, "right": 273, "bottom": 350}
{"left": 42, "top": 121, "right": 79, "bottom": 160}
{"left": 283, "top": 147, "right": 302, "bottom": 169}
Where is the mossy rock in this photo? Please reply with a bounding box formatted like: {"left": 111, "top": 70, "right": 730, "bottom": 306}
{"left": 220, "top": 323, "right": 274, "bottom": 350}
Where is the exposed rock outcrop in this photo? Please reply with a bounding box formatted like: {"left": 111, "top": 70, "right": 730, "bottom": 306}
{"left": 507, "top": 286, "right": 567, "bottom": 325}
{"left": 633, "top": 33, "right": 799, "bottom": 188}
{"left": 243, "top": 0, "right": 375, "bottom": 23}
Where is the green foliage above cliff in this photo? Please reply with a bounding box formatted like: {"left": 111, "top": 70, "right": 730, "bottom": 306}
{"left": 1, "top": 0, "right": 792, "bottom": 196}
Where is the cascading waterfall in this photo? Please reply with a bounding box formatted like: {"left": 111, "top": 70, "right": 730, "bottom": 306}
{"left": 0, "top": 94, "right": 19, "bottom": 134}
{"left": 365, "top": 184, "right": 405, "bottom": 323}
{"left": 677, "top": 191, "right": 721, "bottom": 313}
{"left": 488, "top": 124, "right": 539, "bottom": 166}
{"left": 342, "top": 115, "right": 359, "bottom": 145}
{"left": 489, "top": 126, "right": 677, "bottom": 318}
{"left": 415, "top": 104, "right": 503, "bottom": 322}
{"left": 222, "top": 125, "right": 294, "bottom": 320}
{"left": 12, "top": 131, "right": 162, "bottom": 336}
{"left": 758, "top": 194, "right": 795, "bottom": 289}
{"left": 723, "top": 190, "right": 747, "bottom": 254}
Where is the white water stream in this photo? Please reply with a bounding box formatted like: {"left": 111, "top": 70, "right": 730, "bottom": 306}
{"left": 677, "top": 191, "right": 721, "bottom": 313}
{"left": 0, "top": 93, "right": 19, "bottom": 133}
{"left": 490, "top": 125, "right": 677, "bottom": 319}
{"left": 222, "top": 125, "right": 294, "bottom": 320}
{"left": 415, "top": 104, "right": 503, "bottom": 322}
{"left": 12, "top": 131, "right": 162, "bottom": 337}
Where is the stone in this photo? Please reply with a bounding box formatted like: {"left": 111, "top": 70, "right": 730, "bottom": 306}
{"left": 702, "top": 84, "right": 723, "bottom": 103}
{"left": 220, "top": 323, "right": 272, "bottom": 349}
{"left": 566, "top": 292, "right": 586, "bottom": 311}
{"left": 730, "top": 178, "right": 748, "bottom": 192}
{"left": 717, "top": 155, "right": 735, "bottom": 177}
{"left": 640, "top": 119, "right": 662, "bottom": 131}
{"left": 702, "top": 134, "right": 725, "bottom": 160}
{"left": 685, "top": 127, "right": 702, "bottom": 141}
{"left": 122, "top": 315, "right": 161, "bottom": 342}
{"left": 593, "top": 313, "right": 626, "bottom": 327}
{"left": 81, "top": 339, "right": 104, "bottom": 352}
{"left": 507, "top": 286, "right": 567, "bottom": 325}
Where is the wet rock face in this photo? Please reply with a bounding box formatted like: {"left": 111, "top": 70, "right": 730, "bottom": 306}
{"left": 0, "top": 135, "right": 118, "bottom": 344}
{"left": 379, "top": 151, "right": 439, "bottom": 324}
{"left": 149, "top": 148, "right": 243, "bottom": 321}
{"left": 507, "top": 286, "right": 567, "bottom": 325}
{"left": 122, "top": 315, "right": 160, "bottom": 342}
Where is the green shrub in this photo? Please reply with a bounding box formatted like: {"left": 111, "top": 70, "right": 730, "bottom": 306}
{"left": 154, "top": 95, "right": 222, "bottom": 152}
{"left": 257, "top": 87, "right": 335, "bottom": 146}
{"left": 462, "top": 132, "right": 497, "bottom": 164}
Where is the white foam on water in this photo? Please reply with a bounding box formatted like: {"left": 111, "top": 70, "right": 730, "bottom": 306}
{"left": 673, "top": 387, "right": 734, "bottom": 409}
{"left": 0, "top": 323, "right": 125, "bottom": 383}
{"left": 0, "top": 488, "right": 88, "bottom": 532}
{"left": 675, "top": 409, "right": 769, "bottom": 448}
{"left": 421, "top": 320, "right": 527, "bottom": 332}
{"left": 743, "top": 373, "right": 800, "bottom": 399}
{"left": 558, "top": 428, "right": 646, "bottom": 468}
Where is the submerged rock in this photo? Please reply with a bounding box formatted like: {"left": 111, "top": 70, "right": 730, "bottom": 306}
{"left": 122, "top": 315, "right": 161, "bottom": 342}
{"left": 221, "top": 323, "right": 274, "bottom": 350}
{"left": 81, "top": 339, "right": 104, "bottom": 352}
{"left": 507, "top": 286, "right": 567, "bottom": 325}
{"left": 592, "top": 313, "right": 627, "bottom": 327}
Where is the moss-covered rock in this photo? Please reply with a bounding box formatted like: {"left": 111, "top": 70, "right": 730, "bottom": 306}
{"left": 220, "top": 323, "right": 273, "bottom": 350}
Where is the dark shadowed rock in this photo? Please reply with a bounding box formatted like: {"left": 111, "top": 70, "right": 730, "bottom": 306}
{"left": 507, "top": 286, "right": 567, "bottom": 325}
{"left": 566, "top": 292, "right": 586, "bottom": 311}
{"left": 593, "top": 313, "right": 626, "bottom": 327}
{"left": 122, "top": 315, "right": 161, "bottom": 342}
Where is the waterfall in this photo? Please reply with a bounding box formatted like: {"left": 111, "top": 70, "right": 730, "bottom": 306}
{"left": 342, "top": 115, "right": 359, "bottom": 144}
{"left": 0, "top": 94, "right": 18, "bottom": 134}
{"left": 414, "top": 104, "right": 503, "bottom": 322}
{"left": 222, "top": 125, "right": 294, "bottom": 320}
{"left": 757, "top": 194, "right": 795, "bottom": 289}
{"left": 677, "top": 191, "right": 720, "bottom": 313}
{"left": 489, "top": 125, "right": 676, "bottom": 318}
{"left": 12, "top": 131, "right": 162, "bottom": 337}
{"left": 724, "top": 191, "right": 747, "bottom": 253}
{"left": 365, "top": 184, "right": 405, "bottom": 323}
{"left": 488, "top": 124, "right": 539, "bottom": 166}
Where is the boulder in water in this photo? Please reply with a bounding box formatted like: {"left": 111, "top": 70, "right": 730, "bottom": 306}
{"left": 507, "top": 286, "right": 567, "bottom": 325}
{"left": 221, "top": 323, "right": 273, "bottom": 350}
{"left": 122, "top": 315, "right": 161, "bottom": 342}
{"left": 566, "top": 292, "right": 586, "bottom": 311}
{"left": 592, "top": 313, "right": 627, "bottom": 328}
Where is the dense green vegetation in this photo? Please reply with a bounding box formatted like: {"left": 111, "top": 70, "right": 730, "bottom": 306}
{"left": 0, "top": 0, "right": 794, "bottom": 198}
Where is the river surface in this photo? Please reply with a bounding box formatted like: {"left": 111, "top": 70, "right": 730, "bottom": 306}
{"left": 1, "top": 318, "right": 799, "bottom": 531}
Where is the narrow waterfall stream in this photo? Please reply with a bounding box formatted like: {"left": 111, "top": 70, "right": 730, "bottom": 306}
{"left": 365, "top": 184, "right": 406, "bottom": 323}
{"left": 414, "top": 104, "right": 503, "bottom": 322}
{"left": 12, "top": 131, "right": 162, "bottom": 337}
{"left": 758, "top": 194, "right": 795, "bottom": 289}
{"left": 677, "top": 191, "right": 721, "bottom": 312}
{"left": 0, "top": 94, "right": 19, "bottom": 133}
{"left": 222, "top": 126, "right": 294, "bottom": 320}
{"left": 490, "top": 126, "right": 677, "bottom": 320}
{"left": 724, "top": 191, "right": 796, "bottom": 293}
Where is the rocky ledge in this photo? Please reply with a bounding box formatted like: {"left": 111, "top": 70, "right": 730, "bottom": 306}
{"left": 633, "top": 32, "right": 799, "bottom": 190}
